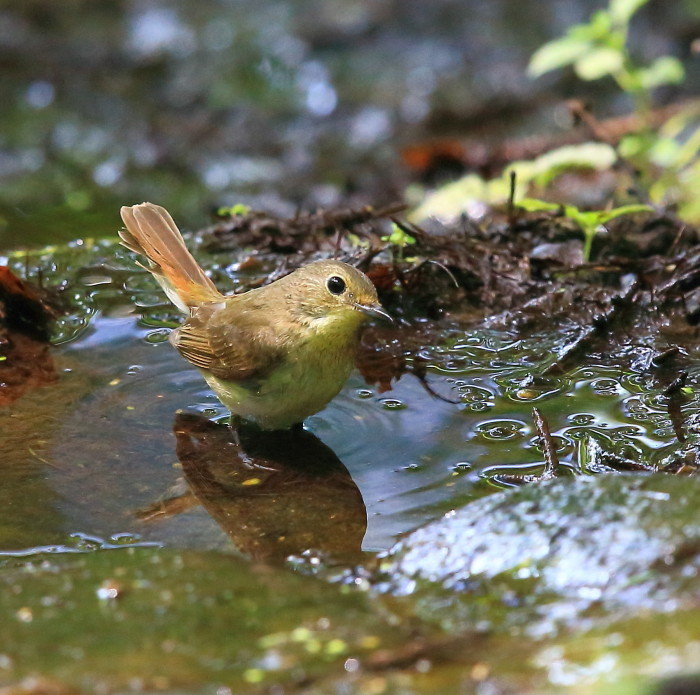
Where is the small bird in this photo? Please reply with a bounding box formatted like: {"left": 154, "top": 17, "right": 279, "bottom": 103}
{"left": 119, "top": 202, "right": 391, "bottom": 430}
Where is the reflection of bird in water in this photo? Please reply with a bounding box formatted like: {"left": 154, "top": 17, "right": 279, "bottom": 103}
{"left": 139, "top": 413, "right": 367, "bottom": 562}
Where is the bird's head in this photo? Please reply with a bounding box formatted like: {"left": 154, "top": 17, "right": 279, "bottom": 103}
{"left": 283, "top": 260, "right": 392, "bottom": 330}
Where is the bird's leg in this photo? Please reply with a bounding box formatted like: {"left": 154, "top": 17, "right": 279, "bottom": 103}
{"left": 228, "top": 413, "right": 243, "bottom": 447}
{"left": 228, "top": 413, "right": 277, "bottom": 471}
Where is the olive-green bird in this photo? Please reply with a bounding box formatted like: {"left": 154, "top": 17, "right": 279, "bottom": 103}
{"left": 119, "top": 202, "right": 390, "bottom": 430}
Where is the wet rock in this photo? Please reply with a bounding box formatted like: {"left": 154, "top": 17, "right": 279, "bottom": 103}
{"left": 378, "top": 474, "right": 700, "bottom": 635}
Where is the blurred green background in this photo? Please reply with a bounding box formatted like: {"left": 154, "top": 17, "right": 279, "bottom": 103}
{"left": 0, "top": 0, "right": 697, "bottom": 249}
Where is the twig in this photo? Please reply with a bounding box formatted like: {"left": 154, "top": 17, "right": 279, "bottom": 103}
{"left": 532, "top": 407, "right": 560, "bottom": 479}
{"left": 663, "top": 370, "right": 688, "bottom": 397}
{"left": 507, "top": 170, "right": 517, "bottom": 229}
{"left": 668, "top": 224, "right": 687, "bottom": 256}
{"left": 663, "top": 371, "right": 689, "bottom": 444}
{"left": 651, "top": 346, "right": 680, "bottom": 367}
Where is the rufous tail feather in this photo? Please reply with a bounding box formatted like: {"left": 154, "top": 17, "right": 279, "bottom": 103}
{"left": 119, "top": 203, "right": 222, "bottom": 313}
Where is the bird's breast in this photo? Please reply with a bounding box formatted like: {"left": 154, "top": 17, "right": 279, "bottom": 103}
{"left": 203, "top": 330, "right": 357, "bottom": 430}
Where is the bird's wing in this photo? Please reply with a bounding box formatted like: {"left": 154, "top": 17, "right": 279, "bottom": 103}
{"left": 171, "top": 303, "right": 284, "bottom": 382}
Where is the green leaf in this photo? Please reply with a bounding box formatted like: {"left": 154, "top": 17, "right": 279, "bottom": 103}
{"left": 560, "top": 204, "right": 653, "bottom": 230}
{"left": 649, "top": 137, "right": 681, "bottom": 167}
{"left": 217, "top": 203, "right": 251, "bottom": 217}
{"left": 618, "top": 133, "right": 646, "bottom": 158}
{"left": 531, "top": 143, "right": 617, "bottom": 187}
{"left": 610, "top": 0, "right": 649, "bottom": 25}
{"left": 408, "top": 174, "right": 490, "bottom": 222}
{"left": 528, "top": 37, "right": 592, "bottom": 77}
{"left": 638, "top": 56, "right": 685, "bottom": 89}
{"left": 574, "top": 47, "right": 624, "bottom": 81}
{"left": 594, "top": 204, "right": 654, "bottom": 225}
{"left": 382, "top": 223, "right": 416, "bottom": 247}
{"left": 562, "top": 206, "right": 598, "bottom": 230}
{"left": 517, "top": 198, "right": 561, "bottom": 213}
{"left": 570, "top": 10, "right": 612, "bottom": 40}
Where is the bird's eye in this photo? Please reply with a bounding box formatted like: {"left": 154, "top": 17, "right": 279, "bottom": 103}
{"left": 326, "top": 275, "right": 346, "bottom": 295}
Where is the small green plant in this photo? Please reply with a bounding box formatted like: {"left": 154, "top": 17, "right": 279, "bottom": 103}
{"left": 528, "top": 0, "right": 699, "bottom": 220}
{"left": 528, "top": 0, "right": 684, "bottom": 122}
{"left": 408, "top": 143, "right": 618, "bottom": 224}
{"left": 382, "top": 222, "right": 416, "bottom": 260}
{"left": 217, "top": 203, "right": 251, "bottom": 217}
{"left": 518, "top": 198, "right": 652, "bottom": 262}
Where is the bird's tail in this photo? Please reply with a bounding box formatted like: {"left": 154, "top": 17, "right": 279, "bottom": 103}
{"left": 119, "top": 202, "right": 223, "bottom": 313}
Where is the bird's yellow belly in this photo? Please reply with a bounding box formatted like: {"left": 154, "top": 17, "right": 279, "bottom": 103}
{"left": 201, "top": 345, "right": 354, "bottom": 430}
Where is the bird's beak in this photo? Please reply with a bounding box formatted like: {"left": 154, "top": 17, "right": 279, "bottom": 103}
{"left": 355, "top": 302, "right": 393, "bottom": 323}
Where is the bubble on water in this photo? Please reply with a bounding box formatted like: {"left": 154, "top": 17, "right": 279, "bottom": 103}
{"left": 568, "top": 413, "right": 595, "bottom": 426}
{"left": 591, "top": 378, "right": 621, "bottom": 395}
{"left": 625, "top": 374, "right": 648, "bottom": 387}
{"left": 451, "top": 462, "right": 472, "bottom": 475}
{"left": 401, "top": 463, "right": 422, "bottom": 472}
{"left": 474, "top": 419, "right": 527, "bottom": 441}
{"left": 356, "top": 389, "right": 373, "bottom": 399}
{"left": 70, "top": 533, "right": 103, "bottom": 552}
{"left": 465, "top": 402, "right": 492, "bottom": 412}
{"left": 145, "top": 328, "right": 171, "bottom": 344}
{"left": 381, "top": 398, "right": 406, "bottom": 411}
{"left": 611, "top": 426, "right": 645, "bottom": 438}
{"left": 457, "top": 384, "right": 494, "bottom": 403}
{"left": 624, "top": 397, "right": 646, "bottom": 413}
{"left": 110, "top": 533, "right": 140, "bottom": 545}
